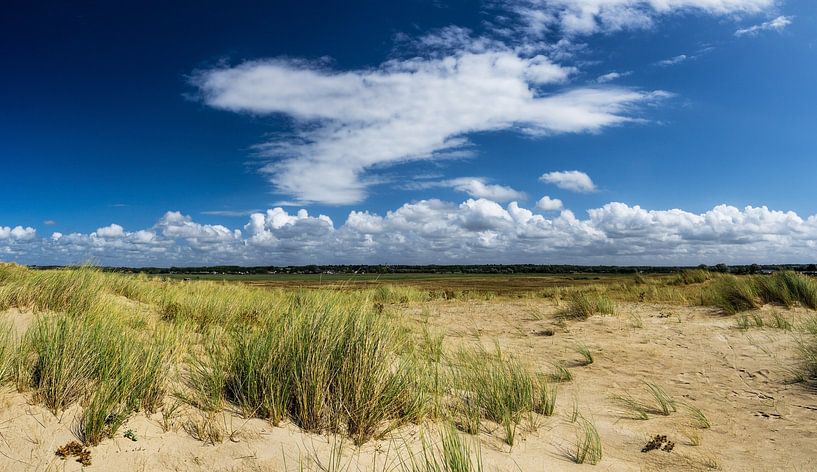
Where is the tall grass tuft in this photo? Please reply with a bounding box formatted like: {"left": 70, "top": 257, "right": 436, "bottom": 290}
{"left": 23, "top": 311, "right": 176, "bottom": 442}
{"left": 191, "top": 292, "right": 425, "bottom": 444}
{"left": 573, "top": 416, "right": 602, "bottom": 465}
{"left": 562, "top": 292, "right": 616, "bottom": 320}
{"left": 452, "top": 346, "right": 549, "bottom": 446}
{"left": 408, "top": 425, "right": 483, "bottom": 472}
{"left": 777, "top": 271, "right": 817, "bottom": 309}
{"left": 672, "top": 269, "right": 711, "bottom": 285}
{"left": 707, "top": 276, "right": 760, "bottom": 314}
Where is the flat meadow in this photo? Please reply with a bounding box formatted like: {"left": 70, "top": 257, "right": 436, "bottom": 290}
{"left": 0, "top": 264, "right": 816, "bottom": 471}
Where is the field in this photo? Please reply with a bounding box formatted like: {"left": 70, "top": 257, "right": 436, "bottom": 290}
{"left": 0, "top": 264, "right": 816, "bottom": 470}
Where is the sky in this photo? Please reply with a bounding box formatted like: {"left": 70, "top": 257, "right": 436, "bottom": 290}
{"left": 1, "top": 0, "right": 816, "bottom": 266}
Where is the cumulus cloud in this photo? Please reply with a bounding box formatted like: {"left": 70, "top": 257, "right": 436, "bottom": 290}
{"left": 735, "top": 15, "right": 792, "bottom": 36}
{"left": 504, "top": 0, "right": 775, "bottom": 36}
{"left": 540, "top": 170, "right": 597, "bottom": 192}
{"left": 536, "top": 195, "right": 564, "bottom": 211}
{"left": 0, "top": 226, "right": 36, "bottom": 241}
{"left": 4, "top": 198, "right": 817, "bottom": 266}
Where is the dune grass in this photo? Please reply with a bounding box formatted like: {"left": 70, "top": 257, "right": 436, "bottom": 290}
{"left": 672, "top": 269, "right": 712, "bottom": 285}
{"left": 573, "top": 416, "right": 602, "bottom": 465}
{"left": 707, "top": 271, "right": 817, "bottom": 314}
{"left": 451, "top": 346, "right": 554, "bottom": 445}
{"left": 562, "top": 292, "right": 616, "bottom": 319}
{"left": 3, "top": 262, "right": 813, "bottom": 460}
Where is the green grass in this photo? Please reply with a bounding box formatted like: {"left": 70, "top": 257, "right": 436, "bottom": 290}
{"left": 406, "top": 425, "right": 483, "bottom": 472}
{"left": 5, "top": 262, "right": 804, "bottom": 457}
{"left": 573, "top": 416, "right": 602, "bottom": 465}
{"left": 707, "top": 276, "right": 760, "bottom": 315}
{"left": 576, "top": 343, "right": 594, "bottom": 365}
{"left": 707, "top": 272, "right": 817, "bottom": 314}
{"left": 452, "top": 346, "right": 550, "bottom": 446}
{"left": 672, "top": 269, "right": 712, "bottom": 285}
{"left": 562, "top": 292, "right": 616, "bottom": 319}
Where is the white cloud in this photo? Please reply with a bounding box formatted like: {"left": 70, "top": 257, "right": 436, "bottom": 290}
{"left": 735, "top": 15, "right": 792, "bottom": 36}
{"left": 0, "top": 226, "right": 36, "bottom": 241}
{"left": 5, "top": 198, "right": 817, "bottom": 266}
{"left": 194, "top": 51, "right": 666, "bottom": 205}
{"left": 201, "top": 209, "right": 263, "bottom": 217}
{"left": 95, "top": 224, "right": 126, "bottom": 239}
{"left": 536, "top": 195, "right": 564, "bottom": 211}
{"left": 656, "top": 54, "right": 690, "bottom": 66}
{"left": 596, "top": 71, "right": 631, "bottom": 83}
{"left": 504, "top": 0, "right": 775, "bottom": 36}
{"left": 540, "top": 170, "right": 597, "bottom": 192}
{"left": 408, "top": 177, "right": 527, "bottom": 202}
{"left": 450, "top": 179, "right": 526, "bottom": 201}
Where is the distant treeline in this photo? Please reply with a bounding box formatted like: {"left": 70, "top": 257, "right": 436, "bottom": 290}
{"left": 28, "top": 263, "right": 817, "bottom": 276}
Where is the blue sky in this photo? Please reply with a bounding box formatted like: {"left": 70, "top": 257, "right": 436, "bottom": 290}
{"left": 1, "top": 0, "right": 816, "bottom": 266}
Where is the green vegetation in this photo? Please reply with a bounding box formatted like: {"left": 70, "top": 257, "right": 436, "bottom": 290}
{"left": 2, "top": 261, "right": 816, "bottom": 465}
{"left": 707, "top": 271, "right": 817, "bottom": 314}
{"left": 410, "top": 425, "right": 484, "bottom": 472}
{"left": 562, "top": 292, "right": 616, "bottom": 319}
{"left": 573, "top": 416, "right": 602, "bottom": 465}
{"left": 672, "top": 269, "right": 712, "bottom": 285}
{"left": 451, "top": 346, "right": 555, "bottom": 446}
{"left": 0, "top": 263, "right": 566, "bottom": 452}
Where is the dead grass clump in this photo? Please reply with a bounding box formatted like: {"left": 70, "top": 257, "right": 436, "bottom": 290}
{"left": 55, "top": 440, "right": 92, "bottom": 466}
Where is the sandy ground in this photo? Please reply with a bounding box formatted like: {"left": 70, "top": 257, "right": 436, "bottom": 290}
{"left": 1, "top": 300, "right": 816, "bottom": 471}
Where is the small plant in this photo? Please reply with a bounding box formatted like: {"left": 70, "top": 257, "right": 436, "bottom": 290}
{"left": 569, "top": 397, "right": 579, "bottom": 423}
{"left": 410, "top": 425, "right": 483, "bottom": 472}
{"left": 576, "top": 343, "right": 594, "bottom": 365}
{"left": 611, "top": 393, "right": 649, "bottom": 420}
{"left": 534, "top": 377, "right": 557, "bottom": 417}
{"left": 184, "top": 412, "right": 225, "bottom": 445}
{"left": 452, "top": 346, "right": 545, "bottom": 446}
{"left": 573, "top": 416, "right": 602, "bottom": 465}
{"left": 682, "top": 429, "right": 702, "bottom": 446}
{"left": 682, "top": 402, "right": 711, "bottom": 429}
{"left": 628, "top": 313, "right": 644, "bottom": 329}
{"left": 645, "top": 383, "right": 676, "bottom": 416}
{"left": 548, "top": 363, "right": 573, "bottom": 383}
{"left": 770, "top": 311, "right": 792, "bottom": 330}
{"left": 160, "top": 400, "right": 183, "bottom": 432}
{"left": 123, "top": 429, "right": 137, "bottom": 441}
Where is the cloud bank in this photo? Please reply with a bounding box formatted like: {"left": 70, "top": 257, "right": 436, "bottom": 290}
{"left": 3, "top": 198, "right": 816, "bottom": 266}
